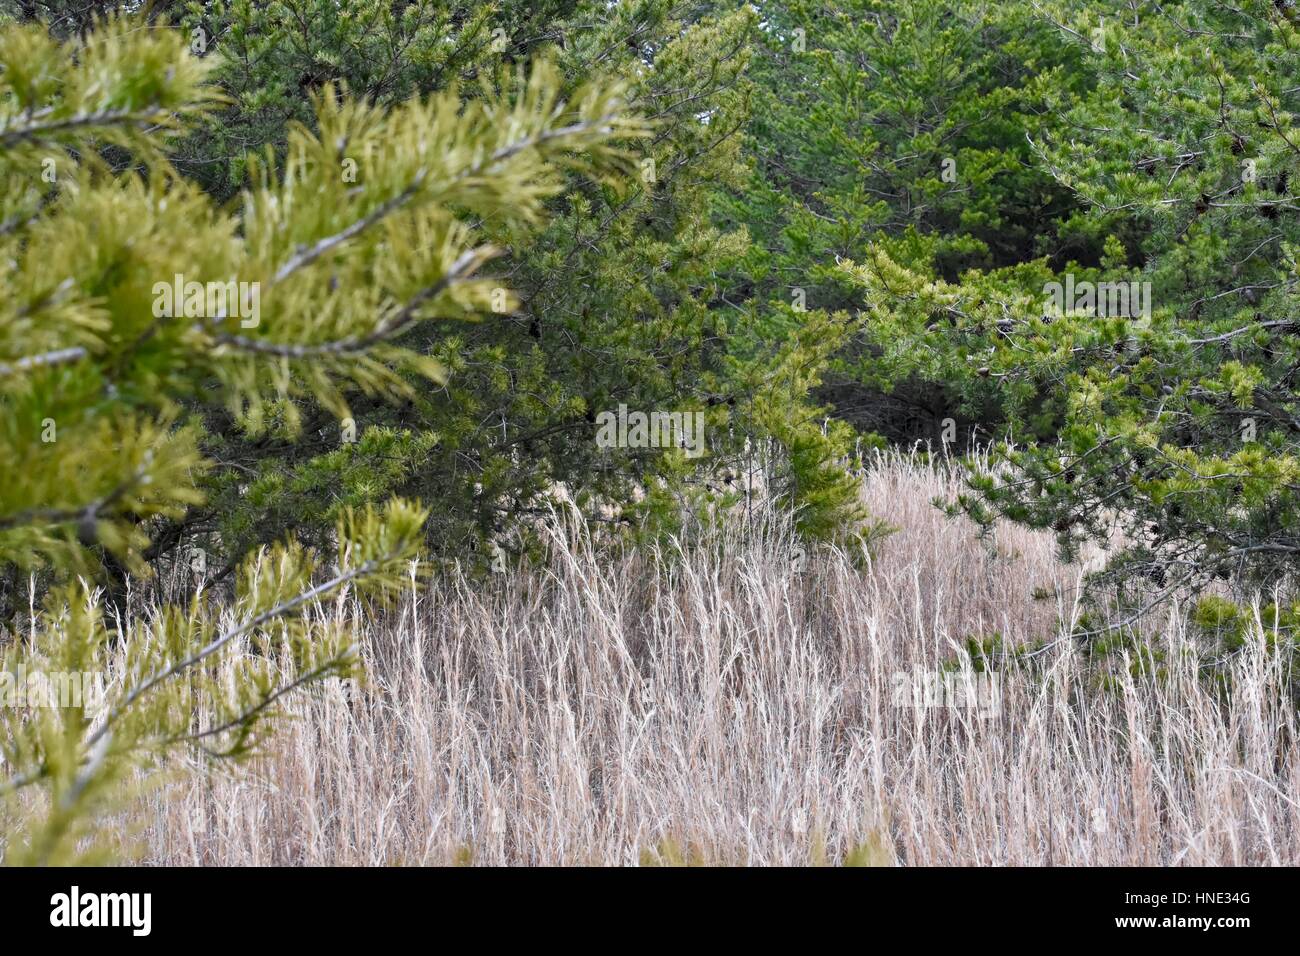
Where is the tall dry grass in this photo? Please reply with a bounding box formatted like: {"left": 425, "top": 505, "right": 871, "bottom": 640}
{"left": 114, "top": 450, "right": 1300, "bottom": 865}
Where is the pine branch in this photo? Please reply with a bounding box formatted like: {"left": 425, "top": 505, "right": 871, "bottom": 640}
{"left": 0, "top": 345, "right": 89, "bottom": 378}
{"left": 185, "top": 656, "right": 352, "bottom": 755}
{"left": 81, "top": 557, "right": 382, "bottom": 755}
{"left": 215, "top": 248, "right": 489, "bottom": 356}
{"left": 0, "top": 556, "right": 382, "bottom": 796}
{"left": 0, "top": 467, "right": 144, "bottom": 535}
{"left": 267, "top": 114, "right": 623, "bottom": 288}
{"left": 0, "top": 107, "right": 174, "bottom": 149}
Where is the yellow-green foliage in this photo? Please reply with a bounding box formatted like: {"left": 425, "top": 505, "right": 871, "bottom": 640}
{"left": 0, "top": 14, "right": 640, "bottom": 863}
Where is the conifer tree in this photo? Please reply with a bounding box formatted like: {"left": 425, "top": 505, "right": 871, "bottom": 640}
{"left": 3, "top": 2, "right": 885, "bottom": 571}
{"left": 0, "top": 13, "right": 641, "bottom": 861}
{"left": 947, "top": 0, "right": 1300, "bottom": 598}
{"left": 722, "top": 0, "right": 1099, "bottom": 445}
{"left": 747, "top": 0, "right": 1300, "bottom": 610}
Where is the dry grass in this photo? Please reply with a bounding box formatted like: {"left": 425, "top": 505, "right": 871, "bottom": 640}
{"left": 115, "top": 450, "right": 1300, "bottom": 865}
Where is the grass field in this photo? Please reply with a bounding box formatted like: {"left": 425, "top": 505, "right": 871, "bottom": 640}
{"left": 100, "top": 452, "right": 1300, "bottom": 865}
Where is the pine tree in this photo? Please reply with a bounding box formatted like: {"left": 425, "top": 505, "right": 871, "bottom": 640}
{"left": 753, "top": 0, "right": 1300, "bottom": 609}
{"left": 722, "top": 0, "right": 1099, "bottom": 446}
{"left": 0, "top": 13, "right": 641, "bottom": 861}
{"left": 950, "top": 0, "right": 1300, "bottom": 597}
{"left": 84, "top": 1, "right": 860, "bottom": 572}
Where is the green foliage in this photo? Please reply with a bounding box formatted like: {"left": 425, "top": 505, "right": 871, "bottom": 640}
{"left": 73, "top": 0, "right": 874, "bottom": 571}
{"left": 2, "top": 499, "right": 426, "bottom": 864}
{"left": 0, "top": 13, "right": 639, "bottom": 861}
{"left": 722, "top": 0, "right": 1097, "bottom": 443}
{"left": 0, "top": 12, "right": 643, "bottom": 575}
{"left": 935, "top": 0, "right": 1300, "bottom": 595}
{"left": 728, "top": 0, "right": 1300, "bottom": 606}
